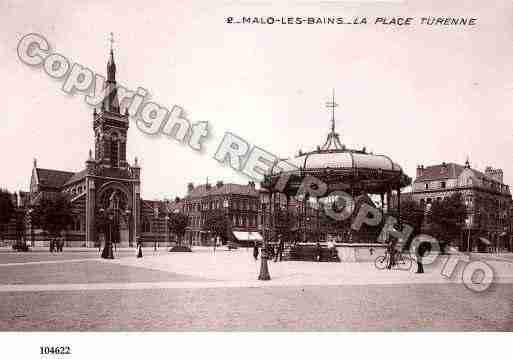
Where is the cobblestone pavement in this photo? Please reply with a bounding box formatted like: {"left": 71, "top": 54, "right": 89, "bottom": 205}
{"left": 0, "top": 248, "right": 512, "bottom": 330}
{"left": 1, "top": 284, "right": 512, "bottom": 331}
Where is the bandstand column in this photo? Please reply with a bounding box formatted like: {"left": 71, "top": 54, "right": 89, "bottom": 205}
{"left": 397, "top": 187, "right": 402, "bottom": 228}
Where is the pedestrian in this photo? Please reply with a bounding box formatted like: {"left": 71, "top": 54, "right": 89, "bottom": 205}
{"left": 386, "top": 239, "right": 397, "bottom": 269}
{"left": 369, "top": 247, "right": 374, "bottom": 256}
{"left": 316, "top": 241, "right": 322, "bottom": 262}
{"left": 327, "top": 239, "right": 335, "bottom": 261}
{"left": 137, "top": 240, "right": 143, "bottom": 258}
{"left": 416, "top": 241, "right": 428, "bottom": 274}
{"left": 278, "top": 236, "right": 284, "bottom": 262}
{"left": 253, "top": 241, "right": 259, "bottom": 261}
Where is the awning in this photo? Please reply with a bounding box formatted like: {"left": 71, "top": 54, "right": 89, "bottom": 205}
{"left": 232, "top": 231, "right": 263, "bottom": 241}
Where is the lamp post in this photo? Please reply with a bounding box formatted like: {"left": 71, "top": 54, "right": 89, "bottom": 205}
{"left": 100, "top": 208, "right": 114, "bottom": 259}
{"left": 259, "top": 191, "right": 271, "bottom": 280}
{"left": 465, "top": 217, "right": 471, "bottom": 256}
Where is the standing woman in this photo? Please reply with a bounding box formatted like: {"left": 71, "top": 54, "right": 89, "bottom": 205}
{"left": 137, "top": 239, "right": 143, "bottom": 258}
{"left": 253, "top": 240, "right": 259, "bottom": 261}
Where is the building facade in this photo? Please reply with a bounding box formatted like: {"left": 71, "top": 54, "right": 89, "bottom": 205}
{"left": 179, "top": 181, "right": 260, "bottom": 246}
{"left": 411, "top": 160, "right": 512, "bottom": 250}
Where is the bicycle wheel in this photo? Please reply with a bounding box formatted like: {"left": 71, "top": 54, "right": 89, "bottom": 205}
{"left": 374, "top": 255, "right": 388, "bottom": 270}
{"left": 396, "top": 255, "right": 413, "bottom": 271}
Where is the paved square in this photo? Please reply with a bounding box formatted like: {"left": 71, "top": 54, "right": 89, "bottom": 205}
{"left": 0, "top": 247, "right": 512, "bottom": 330}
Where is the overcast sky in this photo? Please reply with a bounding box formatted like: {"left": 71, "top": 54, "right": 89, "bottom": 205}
{"left": 2, "top": 0, "right": 513, "bottom": 199}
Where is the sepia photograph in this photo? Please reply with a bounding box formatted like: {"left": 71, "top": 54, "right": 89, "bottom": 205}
{"left": 1, "top": 0, "right": 512, "bottom": 357}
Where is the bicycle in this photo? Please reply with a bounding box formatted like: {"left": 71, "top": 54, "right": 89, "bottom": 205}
{"left": 374, "top": 250, "right": 413, "bottom": 271}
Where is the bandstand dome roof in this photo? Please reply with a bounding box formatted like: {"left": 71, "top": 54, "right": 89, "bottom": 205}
{"left": 278, "top": 150, "right": 402, "bottom": 174}
{"left": 264, "top": 90, "right": 411, "bottom": 193}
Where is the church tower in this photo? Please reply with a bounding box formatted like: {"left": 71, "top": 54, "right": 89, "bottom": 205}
{"left": 93, "top": 46, "right": 129, "bottom": 169}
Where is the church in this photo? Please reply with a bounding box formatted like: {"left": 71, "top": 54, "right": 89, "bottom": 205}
{"left": 28, "top": 47, "right": 169, "bottom": 248}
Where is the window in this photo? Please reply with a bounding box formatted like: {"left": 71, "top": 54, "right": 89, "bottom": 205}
{"left": 110, "top": 133, "right": 119, "bottom": 168}
{"left": 441, "top": 181, "right": 446, "bottom": 189}
{"left": 425, "top": 183, "right": 429, "bottom": 190}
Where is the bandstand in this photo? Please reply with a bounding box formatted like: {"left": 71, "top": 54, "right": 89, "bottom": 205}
{"left": 258, "top": 92, "right": 411, "bottom": 277}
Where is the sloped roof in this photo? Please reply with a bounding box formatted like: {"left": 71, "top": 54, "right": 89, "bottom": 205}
{"left": 415, "top": 163, "right": 464, "bottom": 181}
{"left": 64, "top": 169, "right": 87, "bottom": 186}
{"left": 141, "top": 199, "right": 168, "bottom": 213}
{"left": 36, "top": 168, "right": 74, "bottom": 189}
{"left": 186, "top": 183, "right": 259, "bottom": 199}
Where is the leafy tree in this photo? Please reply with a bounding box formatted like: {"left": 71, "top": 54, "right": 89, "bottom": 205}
{"left": 168, "top": 212, "right": 189, "bottom": 246}
{"left": 31, "top": 194, "right": 73, "bottom": 241}
{"left": 426, "top": 193, "right": 467, "bottom": 252}
{"left": 0, "top": 189, "right": 15, "bottom": 242}
{"left": 202, "top": 211, "right": 230, "bottom": 244}
{"left": 0, "top": 189, "right": 14, "bottom": 223}
{"left": 274, "top": 209, "right": 297, "bottom": 241}
{"left": 388, "top": 199, "right": 425, "bottom": 248}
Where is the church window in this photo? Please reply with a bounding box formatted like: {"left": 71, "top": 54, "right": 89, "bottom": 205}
{"left": 111, "top": 133, "right": 119, "bottom": 167}
{"left": 440, "top": 181, "right": 446, "bottom": 189}
{"left": 425, "top": 183, "right": 428, "bottom": 190}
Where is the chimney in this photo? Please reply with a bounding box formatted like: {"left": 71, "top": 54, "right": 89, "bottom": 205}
{"left": 416, "top": 164, "right": 424, "bottom": 178}
{"left": 216, "top": 180, "right": 223, "bottom": 188}
{"left": 248, "top": 181, "right": 255, "bottom": 188}
{"left": 485, "top": 167, "right": 504, "bottom": 183}
{"left": 187, "top": 182, "right": 194, "bottom": 193}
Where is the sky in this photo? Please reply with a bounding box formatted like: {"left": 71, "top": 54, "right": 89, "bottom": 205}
{"left": 1, "top": 0, "right": 513, "bottom": 200}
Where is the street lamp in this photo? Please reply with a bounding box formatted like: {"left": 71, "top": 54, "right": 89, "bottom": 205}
{"left": 259, "top": 191, "right": 271, "bottom": 280}
{"left": 465, "top": 217, "right": 471, "bottom": 256}
{"left": 100, "top": 208, "right": 114, "bottom": 259}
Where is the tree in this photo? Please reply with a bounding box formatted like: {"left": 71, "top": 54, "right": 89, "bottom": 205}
{"left": 274, "top": 208, "right": 296, "bottom": 241}
{"left": 167, "top": 212, "right": 189, "bottom": 247}
{"left": 31, "top": 194, "right": 73, "bottom": 243}
{"left": 388, "top": 199, "right": 425, "bottom": 249}
{"left": 426, "top": 193, "right": 467, "bottom": 252}
{"left": 0, "top": 189, "right": 15, "bottom": 243}
{"left": 202, "top": 211, "right": 230, "bottom": 244}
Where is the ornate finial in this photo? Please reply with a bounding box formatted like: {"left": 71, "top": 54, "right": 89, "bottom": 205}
{"left": 88, "top": 149, "right": 93, "bottom": 160}
{"left": 465, "top": 155, "right": 471, "bottom": 168}
{"left": 325, "top": 88, "right": 338, "bottom": 134}
{"left": 33, "top": 158, "right": 37, "bottom": 168}
{"left": 134, "top": 156, "right": 138, "bottom": 166}
{"left": 109, "top": 32, "right": 115, "bottom": 52}
{"left": 320, "top": 90, "right": 344, "bottom": 151}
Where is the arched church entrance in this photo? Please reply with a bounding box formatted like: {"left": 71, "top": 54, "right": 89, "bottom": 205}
{"left": 97, "top": 184, "right": 133, "bottom": 248}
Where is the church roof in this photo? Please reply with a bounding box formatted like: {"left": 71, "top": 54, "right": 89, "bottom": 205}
{"left": 36, "top": 168, "right": 75, "bottom": 189}
{"left": 64, "top": 169, "right": 88, "bottom": 186}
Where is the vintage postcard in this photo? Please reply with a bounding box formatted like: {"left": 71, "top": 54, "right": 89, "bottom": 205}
{"left": 1, "top": 0, "right": 512, "bottom": 357}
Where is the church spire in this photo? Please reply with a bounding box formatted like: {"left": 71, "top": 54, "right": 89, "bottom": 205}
{"left": 102, "top": 32, "right": 120, "bottom": 113}
{"left": 107, "top": 32, "right": 116, "bottom": 82}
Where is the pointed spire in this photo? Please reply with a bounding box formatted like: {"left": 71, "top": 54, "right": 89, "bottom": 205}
{"left": 33, "top": 158, "right": 37, "bottom": 168}
{"left": 88, "top": 149, "right": 93, "bottom": 161}
{"left": 107, "top": 32, "right": 116, "bottom": 82}
{"left": 465, "top": 155, "right": 471, "bottom": 168}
